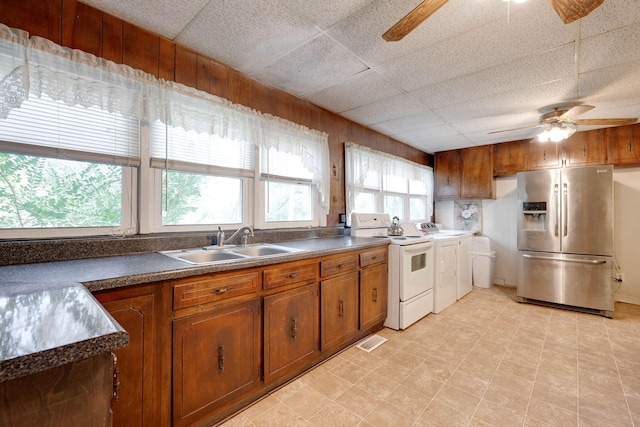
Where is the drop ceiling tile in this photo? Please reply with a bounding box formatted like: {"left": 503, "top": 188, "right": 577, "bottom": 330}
{"left": 251, "top": 35, "right": 368, "bottom": 97}
{"left": 434, "top": 78, "right": 576, "bottom": 123}
{"left": 326, "top": 0, "right": 508, "bottom": 68}
{"left": 278, "top": 0, "right": 375, "bottom": 30}
{"left": 303, "top": 69, "right": 402, "bottom": 113}
{"left": 369, "top": 111, "right": 446, "bottom": 136}
{"left": 466, "top": 126, "right": 538, "bottom": 146}
{"left": 341, "top": 93, "right": 427, "bottom": 126}
{"left": 376, "top": 0, "right": 575, "bottom": 92}
{"left": 411, "top": 135, "right": 473, "bottom": 154}
{"left": 580, "top": 0, "right": 640, "bottom": 39}
{"left": 579, "top": 59, "right": 640, "bottom": 100}
{"left": 393, "top": 124, "right": 460, "bottom": 145}
{"left": 451, "top": 111, "right": 541, "bottom": 134}
{"left": 174, "top": 0, "right": 320, "bottom": 74}
{"left": 580, "top": 23, "right": 640, "bottom": 73}
{"left": 80, "top": 0, "right": 209, "bottom": 39}
{"left": 410, "top": 44, "right": 575, "bottom": 109}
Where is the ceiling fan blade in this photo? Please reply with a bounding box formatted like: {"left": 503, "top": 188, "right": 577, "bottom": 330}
{"left": 382, "top": 0, "right": 448, "bottom": 42}
{"left": 548, "top": 0, "right": 605, "bottom": 24}
{"left": 558, "top": 104, "right": 595, "bottom": 121}
{"left": 488, "top": 124, "right": 542, "bottom": 135}
{"left": 574, "top": 118, "right": 638, "bottom": 126}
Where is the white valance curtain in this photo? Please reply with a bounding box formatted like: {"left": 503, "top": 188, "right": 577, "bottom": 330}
{"left": 0, "top": 24, "right": 330, "bottom": 213}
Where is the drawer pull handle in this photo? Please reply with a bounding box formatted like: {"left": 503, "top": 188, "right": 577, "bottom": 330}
{"left": 286, "top": 272, "right": 299, "bottom": 279}
{"left": 338, "top": 263, "right": 345, "bottom": 269}
{"left": 213, "top": 286, "right": 231, "bottom": 295}
{"left": 291, "top": 317, "right": 298, "bottom": 338}
{"left": 218, "top": 345, "right": 225, "bottom": 372}
{"left": 370, "top": 255, "right": 377, "bottom": 260}
{"left": 339, "top": 300, "right": 345, "bottom": 317}
{"left": 373, "top": 288, "right": 378, "bottom": 302}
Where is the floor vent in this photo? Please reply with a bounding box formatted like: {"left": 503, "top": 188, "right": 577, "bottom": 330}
{"left": 356, "top": 334, "right": 387, "bottom": 353}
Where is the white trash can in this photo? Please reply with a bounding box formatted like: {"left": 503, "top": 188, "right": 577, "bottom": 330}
{"left": 470, "top": 237, "right": 495, "bottom": 288}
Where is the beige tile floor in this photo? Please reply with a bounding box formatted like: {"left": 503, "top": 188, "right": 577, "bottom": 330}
{"left": 219, "top": 286, "right": 640, "bottom": 427}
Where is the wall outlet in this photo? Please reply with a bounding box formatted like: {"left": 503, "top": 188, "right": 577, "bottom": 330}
{"left": 615, "top": 272, "right": 625, "bottom": 282}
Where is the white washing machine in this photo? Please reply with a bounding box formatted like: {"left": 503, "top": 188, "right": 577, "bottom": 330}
{"left": 413, "top": 223, "right": 473, "bottom": 313}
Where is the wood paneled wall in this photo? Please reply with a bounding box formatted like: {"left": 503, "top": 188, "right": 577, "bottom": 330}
{"left": 0, "top": 0, "right": 433, "bottom": 226}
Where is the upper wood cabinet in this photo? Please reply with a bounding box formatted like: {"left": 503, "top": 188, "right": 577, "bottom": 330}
{"left": 607, "top": 124, "right": 640, "bottom": 166}
{"left": 460, "top": 145, "right": 494, "bottom": 199}
{"left": 493, "top": 140, "right": 527, "bottom": 176}
{"left": 434, "top": 150, "right": 461, "bottom": 199}
{"left": 435, "top": 146, "right": 494, "bottom": 200}
{"left": 525, "top": 138, "right": 562, "bottom": 170}
{"left": 564, "top": 129, "right": 607, "bottom": 167}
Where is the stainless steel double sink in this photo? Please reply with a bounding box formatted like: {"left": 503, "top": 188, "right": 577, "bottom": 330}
{"left": 159, "top": 243, "right": 301, "bottom": 265}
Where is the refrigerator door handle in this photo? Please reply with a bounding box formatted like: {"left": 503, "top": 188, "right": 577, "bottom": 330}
{"left": 563, "top": 183, "right": 568, "bottom": 237}
{"left": 522, "top": 253, "right": 606, "bottom": 265}
{"left": 554, "top": 184, "right": 559, "bottom": 236}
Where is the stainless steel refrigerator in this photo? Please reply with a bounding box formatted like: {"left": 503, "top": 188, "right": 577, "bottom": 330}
{"left": 516, "top": 165, "right": 614, "bottom": 317}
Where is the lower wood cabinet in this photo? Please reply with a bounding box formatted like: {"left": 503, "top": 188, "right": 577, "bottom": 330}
{"left": 263, "top": 283, "right": 319, "bottom": 383}
{"left": 172, "top": 299, "right": 261, "bottom": 427}
{"left": 96, "top": 245, "right": 388, "bottom": 427}
{"left": 95, "top": 285, "right": 158, "bottom": 427}
{"left": 320, "top": 272, "right": 359, "bottom": 352}
{"left": 360, "top": 262, "right": 388, "bottom": 330}
{"left": 0, "top": 352, "right": 113, "bottom": 427}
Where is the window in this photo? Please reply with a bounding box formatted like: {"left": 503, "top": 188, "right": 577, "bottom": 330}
{"left": 257, "top": 142, "right": 327, "bottom": 228}
{"left": 345, "top": 142, "right": 433, "bottom": 225}
{"left": 0, "top": 27, "right": 330, "bottom": 238}
{"left": 0, "top": 94, "right": 139, "bottom": 238}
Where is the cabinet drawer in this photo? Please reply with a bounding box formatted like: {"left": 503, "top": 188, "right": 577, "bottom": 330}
{"left": 173, "top": 271, "right": 259, "bottom": 310}
{"left": 263, "top": 261, "right": 318, "bottom": 290}
{"left": 320, "top": 254, "right": 358, "bottom": 278}
{"left": 360, "top": 247, "right": 388, "bottom": 267}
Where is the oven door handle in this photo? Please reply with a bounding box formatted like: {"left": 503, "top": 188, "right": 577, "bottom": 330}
{"left": 400, "top": 242, "right": 433, "bottom": 254}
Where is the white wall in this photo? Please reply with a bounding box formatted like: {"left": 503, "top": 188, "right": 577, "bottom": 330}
{"left": 434, "top": 167, "right": 640, "bottom": 304}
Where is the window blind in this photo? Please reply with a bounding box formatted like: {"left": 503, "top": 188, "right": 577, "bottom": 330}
{"left": 0, "top": 93, "right": 140, "bottom": 165}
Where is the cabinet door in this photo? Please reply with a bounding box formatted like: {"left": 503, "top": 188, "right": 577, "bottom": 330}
{"left": 173, "top": 299, "right": 260, "bottom": 427}
{"left": 96, "top": 290, "right": 157, "bottom": 427}
{"left": 360, "top": 263, "right": 388, "bottom": 331}
{"left": 607, "top": 125, "right": 640, "bottom": 166}
{"left": 435, "top": 150, "right": 461, "bottom": 200}
{"left": 564, "top": 129, "right": 607, "bottom": 167}
{"left": 526, "top": 140, "right": 562, "bottom": 170}
{"left": 320, "top": 272, "right": 359, "bottom": 352}
{"left": 493, "top": 140, "right": 526, "bottom": 176}
{"left": 461, "top": 145, "right": 494, "bottom": 199}
{"left": 263, "top": 284, "right": 319, "bottom": 383}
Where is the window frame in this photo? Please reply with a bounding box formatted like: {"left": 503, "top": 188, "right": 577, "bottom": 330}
{"left": 254, "top": 176, "right": 321, "bottom": 229}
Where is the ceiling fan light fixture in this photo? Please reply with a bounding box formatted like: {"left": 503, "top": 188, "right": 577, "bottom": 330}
{"left": 537, "top": 123, "right": 576, "bottom": 143}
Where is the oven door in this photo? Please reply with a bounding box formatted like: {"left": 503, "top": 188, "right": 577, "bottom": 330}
{"left": 398, "top": 241, "right": 434, "bottom": 301}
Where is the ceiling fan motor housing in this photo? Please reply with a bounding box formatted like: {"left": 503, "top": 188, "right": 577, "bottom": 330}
{"left": 539, "top": 109, "right": 569, "bottom": 124}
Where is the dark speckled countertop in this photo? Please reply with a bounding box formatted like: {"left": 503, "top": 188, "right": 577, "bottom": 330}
{"left": 0, "top": 235, "right": 388, "bottom": 380}
{"left": 0, "top": 281, "right": 128, "bottom": 382}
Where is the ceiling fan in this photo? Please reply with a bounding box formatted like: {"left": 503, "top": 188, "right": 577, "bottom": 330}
{"left": 488, "top": 105, "right": 638, "bottom": 142}
{"left": 382, "top": 0, "right": 605, "bottom": 42}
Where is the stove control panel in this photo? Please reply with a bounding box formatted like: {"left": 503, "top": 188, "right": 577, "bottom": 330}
{"left": 350, "top": 213, "right": 392, "bottom": 229}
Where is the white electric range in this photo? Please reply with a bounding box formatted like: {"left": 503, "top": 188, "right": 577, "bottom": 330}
{"left": 351, "top": 213, "right": 434, "bottom": 330}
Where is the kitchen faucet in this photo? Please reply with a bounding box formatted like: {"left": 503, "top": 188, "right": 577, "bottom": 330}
{"left": 224, "top": 225, "right": 254, "bottom": 247}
